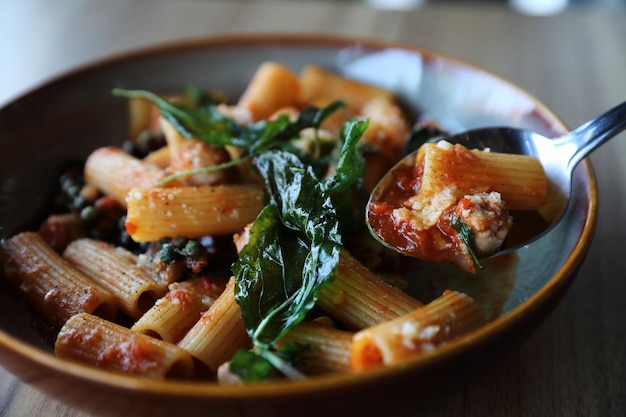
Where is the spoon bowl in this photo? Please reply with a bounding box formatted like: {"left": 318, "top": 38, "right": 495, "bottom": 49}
{"left": 368, "top": 100, "right": 626, "bottom": 257}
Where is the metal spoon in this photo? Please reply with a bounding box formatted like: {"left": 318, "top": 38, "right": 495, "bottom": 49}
{"left": 367, "top": 100, "right": 626, "bottom": 257}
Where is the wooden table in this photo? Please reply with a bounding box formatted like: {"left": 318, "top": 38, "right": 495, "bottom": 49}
{"left": 1, "top": 1, "right": 625, "bottom": 416}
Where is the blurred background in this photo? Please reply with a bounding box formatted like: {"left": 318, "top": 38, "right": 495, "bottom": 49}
{"left": 243, "top": 0, "right": 625, "bottom": 14}
{"left": 2, "top": 0, "right": 624, "bottom": 108}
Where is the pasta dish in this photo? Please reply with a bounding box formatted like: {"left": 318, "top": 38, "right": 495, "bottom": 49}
{"left": 0, "top": 62, "right": 546, "bottom": 383}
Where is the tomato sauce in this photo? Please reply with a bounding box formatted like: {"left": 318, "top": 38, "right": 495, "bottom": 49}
{"left": 368, "top": 162, "right": 471, "bottom": 270}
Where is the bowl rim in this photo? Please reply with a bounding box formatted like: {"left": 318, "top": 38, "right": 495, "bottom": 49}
{"left": 0, "top": 32, "right": 598, "bottom": 400}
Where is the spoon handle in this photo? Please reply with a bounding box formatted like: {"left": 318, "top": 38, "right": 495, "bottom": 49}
{"left": 557, "top": 100, "right": 626, "bottom": 171}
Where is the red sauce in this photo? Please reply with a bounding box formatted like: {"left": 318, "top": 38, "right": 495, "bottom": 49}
{"left": 125, "top": 220, "right": 138, "bottom": 235}
{"left": 368, "top": 163, "right": 470, "bottom": 270}
{"left": 97, "top": 334, "right": 162, "bottom": 376}
{"left": 168, "top": 289, "right": 192, "bottom": 310}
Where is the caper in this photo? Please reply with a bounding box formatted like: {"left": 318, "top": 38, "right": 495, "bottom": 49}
{"left": 183, "top": 240, "right": 203, "bottom": 259}
{"left": 72, "top": 196, "right": 88, "bottom": 211}
{"left": 80, "top": 206, "right": 98, "bottom": 224}
{"left": 159, "top": 243, "right": 177, "bottom": 264}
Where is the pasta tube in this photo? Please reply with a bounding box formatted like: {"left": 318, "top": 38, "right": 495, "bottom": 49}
{"left": 416, "top": 141, "right": 547, "bottom": 211}
{"left": 350, "top": 290, "right": 486, "bottom": 371}
{"left": 127, "top": 96, "right": 158, "bottom": 140}
{"left": 276, "top": 320, "right": 353, "bottom": 374}
{"left": 369, "top": 140, "right": 547, "bottom": 272}
{"left": 298, "top": 65, "right": 394, "bottom": 110}
{"left": 125, "top": 185, "right": 265, "bottom": 241}
{"left": 177, "top": 277, "right": 250, "bottom": 374}
{"left": 317, "top": 250, "right": 423, "bottom": 330}
{"left": 63, "top": 238, "right": 166, "bottom": 319}
{"left": 143, "top": 145, "right": 171, "bottom": 169}
{"left": 237, "top": 61, "right": 301, "bottom": 121}
{"left": 0, "top": 232, "right": 117, "bottom": 327}
{"left": 55, "top": 313, "right": 195, "bottom": 379}
{"left": 85, "top": 147, "right": 166, "bottom": 207}
{"left": 131, "top": 277, "right": 225, "bottom": 344}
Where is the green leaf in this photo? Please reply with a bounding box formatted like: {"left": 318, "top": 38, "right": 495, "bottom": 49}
{"left": 184, "top": 85, "right": 220, "bottom": 108}
{"left": 112, "top": 88, "right": 252, "bottom": 149}
{"left": 232, "top": 204, "right": 312, "bottom": 345}
{"left": 229, "top": 349, "right": 276, "bottom": 383}
{"left": 247, "top": 101, "right": 345, "bottom": 156}
{"left": 322, "top": 117, "right": 368, "bottom": 193}
{"left": 233, "top": 151, "right": 341, "bottom": 346}
{"left": 229, "top": 343, "right": 312, "bottom": 383}
{"left": 450, "top": 216, "right": 483, "bottom": 270}
{"left": 232, "top": 117, "right": 367, "bottom": 369}
{"left": 113, "top": 88, "right": 346, "bottom": 173}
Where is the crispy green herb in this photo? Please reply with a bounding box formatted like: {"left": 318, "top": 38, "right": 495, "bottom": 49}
{"left": 231, "top": 118, "right": 367, "bottom": 380}
{"left": 229, "top": 343, "right": 314, "bottom": 383}
{"left": 113, "top": 88, "right": 346, "bottom": 185}
{"left": 450, "top": 216, "right": 483, "bottom": 270}
{"left": 113, "top": 88, "right": 250, "bottom": 148}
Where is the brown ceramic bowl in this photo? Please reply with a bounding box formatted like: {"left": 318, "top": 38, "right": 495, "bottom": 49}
{"left": 0, "top": 34, "right": 597, "bottom": 417}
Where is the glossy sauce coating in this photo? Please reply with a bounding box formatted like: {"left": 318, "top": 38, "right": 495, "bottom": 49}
{"left": 368, "top": 162, "right": 469, "bottom": 269}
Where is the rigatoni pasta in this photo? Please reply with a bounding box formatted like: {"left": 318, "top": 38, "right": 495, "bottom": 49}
{"left": 233, "top": 226, "right": 422, "bottom": 330}
{"left": 177, "top": 277, "right": 250, "bottom": 374}
{"left": 0, "top": 232, "right": 118, "bottom": 327}
{"left": 131, "top": 276, "right": 225, "bottom": 343}
{"left": 317, "top": 250, "right": 423, "bottom": 330}
{"left": 415, "top": 141, "right": 546, "bottom": 211}
{"left": 238, "top": 61, "right": 301, "bottom": 121}
{"left": 298, "top": 64, "right": 394, "bottom": 111}
{"left": 84, "top": 146, "right": 167, "bottom": 207}
{"left": 63, "top": 238, "right": 167, "bottom": 320}
{"left": 55, "top": 312, "right": 195, "bottom": 379}
{"left": 276, "top": 320, "right": 354, "bottom": 374}
{"left": 125, "top": 184, "right": 265, "bottom": 241}
{"left": 350, "top": 290, "right": 486, "bottom": 371}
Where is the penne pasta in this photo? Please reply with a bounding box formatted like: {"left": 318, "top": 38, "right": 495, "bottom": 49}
{"left": 368, "top": 140, "right": 547, "bottom": 272}
{"left": 298, "top": 65, "right": 394, "bottom": 111}
{"left": 317, "top": 250, "right": 423, "bottom": 330}
{"left": 63, "top": 238, "right": 167, "bottom": 320}
{"left": 237, "top": 61, "right": 301, "bottom": 121}
{"left": 55, "top": 312, "right": 195, "bottom": 379}
{"left": 125, "top": 184, "right": 265, "bottom": 242}
{"left": 360, "top": 96, "right": 410, "bottom": 162}
{"left": 84, "top": 147, "right": 167, "bottom": 207}
{"left": 415, "top": 141, "right": 547, "bottom": 211}
{"left": 0, "top": 232, "right": 117, "bottom": 327}
{"left": 177, "top": 277, "right": 250, "bottom": 374}
{"left": 131, "top": 277, "right": 225, "bottom": 344}
{"left": 350, "top": 290, "right": 486, "bottom": 371}
{"left": 127, "top": 96, "right": 158, "bottom": 140}
{"left": 276, "top": 320, "right": 353, "bottom": 374}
